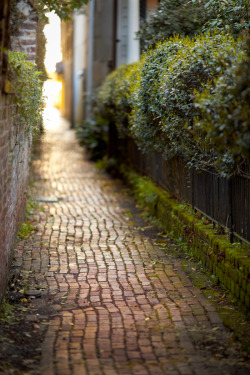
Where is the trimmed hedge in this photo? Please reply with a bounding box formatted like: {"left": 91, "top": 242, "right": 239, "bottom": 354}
{"left": 97, "top": 63, "right": 140, "bottom": 138}
{"left": 137, "top": 0, "right": 210, "bottom": 51}
{"left": 195, "top": 0, "right": 250, "bottom": 36}
{"left": 138, "top": 0, "right": 249, "bottom": 52}
{"left": 96, "top": 32, "right": 249, "bottom": 177}
{"left": 193, "top": 37, "right": 250, "bottom": 169}
{"left": 76, "top": 117, "right": 108, "bottom": 160}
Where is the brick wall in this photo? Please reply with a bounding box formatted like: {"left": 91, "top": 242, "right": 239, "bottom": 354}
{"left": 11, "top": 0, "right": 38, "bottom": 62}
{"left": 0, "top": 0, "right": 37, "bottom": 302}
{"left": 0, "top": 93, "right": 32, "bottom": 301}
{"left": 0, "top": 0, "right": 10, "bottom": 92}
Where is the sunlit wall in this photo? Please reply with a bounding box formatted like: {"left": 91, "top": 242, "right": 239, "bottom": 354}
{"left": 43, "top": 12, "right": 62, "bottom": 109}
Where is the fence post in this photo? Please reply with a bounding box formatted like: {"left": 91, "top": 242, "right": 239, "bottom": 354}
{"left": 191, "top": 168, "right": 195, "bottom": 210}
{"left": 229, "top": 177, "right": 234, "bottom": 244}
{"left": 108, "top": 121, "right": 118, "bottom": 158}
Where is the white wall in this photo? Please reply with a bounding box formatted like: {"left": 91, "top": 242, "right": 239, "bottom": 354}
{"left": 127, "top": 0, "right": 140, "bottom": 63}
{"left": 116, "top": 0, "right": 128, "bottom": 67}
{"left": 116, "top": 0, "right": 140, "bottom": 67}
{"left": 73, "top": 12, "right": 87, "bottom": 126}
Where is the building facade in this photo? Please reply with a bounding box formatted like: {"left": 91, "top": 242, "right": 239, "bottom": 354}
{"left": 60, "top": 0, "right": 158, "bottom": 126}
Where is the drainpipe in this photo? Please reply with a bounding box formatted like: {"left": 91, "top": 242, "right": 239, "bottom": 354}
{"left": 86, "top": 0, "right": 95, "bottom": 120}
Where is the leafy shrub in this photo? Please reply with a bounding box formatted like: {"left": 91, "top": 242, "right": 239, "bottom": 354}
{"left": 192, "top": 0, "right": 250, "bottom": 36}
{"left": 8, "top": 51, "right": 44, "bottom": 133}
{"left": 96, "top": 32, "right": 249, "bottom": 176}
{"left": 78, "top": 64, "right": 139, "bottom": 160}
{"left": 97, "top": 62, "right": 140, "bottom": 137}
{"left": 129, "top": 36, "right": 186, "bottom": 155}
{"left": 76, "top": 117, "right": 108, "bottom": 160}
{"left": 37, "top": 0, "right": 89, "bottom": 20}
{"left": 137, "top": 0, "right": 211, "bottom": 51}
{"left": 138, "top": 0, "right": 248, "bottom": 52}
{"left": 36, "top": 12, "right": 49, "bottom": 78}
{"left": 193, "top": 37, "right": 250, "bottom": 172}
{"left": 129, "top": 32, "right": 244, "bottom": 174}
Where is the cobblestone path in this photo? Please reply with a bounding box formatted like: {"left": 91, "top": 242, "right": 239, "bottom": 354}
{"left": 14, "top": 110, "right": 249, "bottom": 375}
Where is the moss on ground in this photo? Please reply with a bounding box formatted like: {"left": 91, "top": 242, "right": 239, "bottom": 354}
{"left": 117, "top": 164, "right": 250, "bottom": 316}
{"left": 17, "top": 221, "right": 35, "bottom": 239}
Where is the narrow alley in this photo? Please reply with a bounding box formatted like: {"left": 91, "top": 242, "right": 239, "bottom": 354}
{"left": 4, "top": 109, "right": 250, "bottom": 375}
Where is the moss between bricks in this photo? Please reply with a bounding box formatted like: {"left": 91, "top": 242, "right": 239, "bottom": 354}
{"left": 119, "top": 164, "right": 250, "bottom": 316}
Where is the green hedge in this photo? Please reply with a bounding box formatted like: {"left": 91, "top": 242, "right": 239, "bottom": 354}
{"left": 137, "top": 0, "right": 210, "bottom": 51}
{"left": 193, "top": 37, "right": 250, "bottom": 169}
{"left": 194, "top": 0, "right": 250, "bottom": 36}
{"left": 138, "top": 0, "right": 249, "bottom": 52}
{"left": 76, "top": 117, "right": 108, "bottom": 160}
{"left": 97, "top": 63, "right": 139, "bottom": 138}
{"left": 96, "top": 32, "right": 249, "bottom": 177}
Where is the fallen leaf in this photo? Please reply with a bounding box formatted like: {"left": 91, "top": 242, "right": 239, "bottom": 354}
{"left": 155, "top": 239, "right": 166, "bottom": 244}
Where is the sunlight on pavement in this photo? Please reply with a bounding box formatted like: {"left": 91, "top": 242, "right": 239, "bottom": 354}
{"left": 43, "top": 105, "right": 69, "bottom": 133}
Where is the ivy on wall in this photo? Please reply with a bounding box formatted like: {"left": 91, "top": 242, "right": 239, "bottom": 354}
{"left": 36, "top": 12, "right": 48, "bottom": 78}
{"left": 8, "top": 51, "right": 44, "bottom": 133}
{"left": 6, "top": 0, "right": 93, "bottom": 137}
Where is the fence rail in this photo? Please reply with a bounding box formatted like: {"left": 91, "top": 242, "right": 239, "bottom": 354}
{"left": 116, "top": 136, "right": 250, "bottom": 244}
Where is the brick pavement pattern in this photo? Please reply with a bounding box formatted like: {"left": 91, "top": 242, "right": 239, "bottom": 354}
{"left": 15, "top": 110, "right": 249, "bottom": 375}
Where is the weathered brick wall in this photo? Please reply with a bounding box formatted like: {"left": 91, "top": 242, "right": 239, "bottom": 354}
{"left": 11, "top": 0, "right": 38, "bottom": 62}
{"left": 0, "top": 0, "right": 10, "bottom": 92}
{"left": 0, "top": 0, "right": 37, "bottom": 302}
{"left": 0, "top": 93, "right": 32, "bottom": 301}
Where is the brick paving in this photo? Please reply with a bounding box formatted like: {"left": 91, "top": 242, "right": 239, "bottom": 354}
{"left": 13, "top": 109, "right": 249, "bottom": 375}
